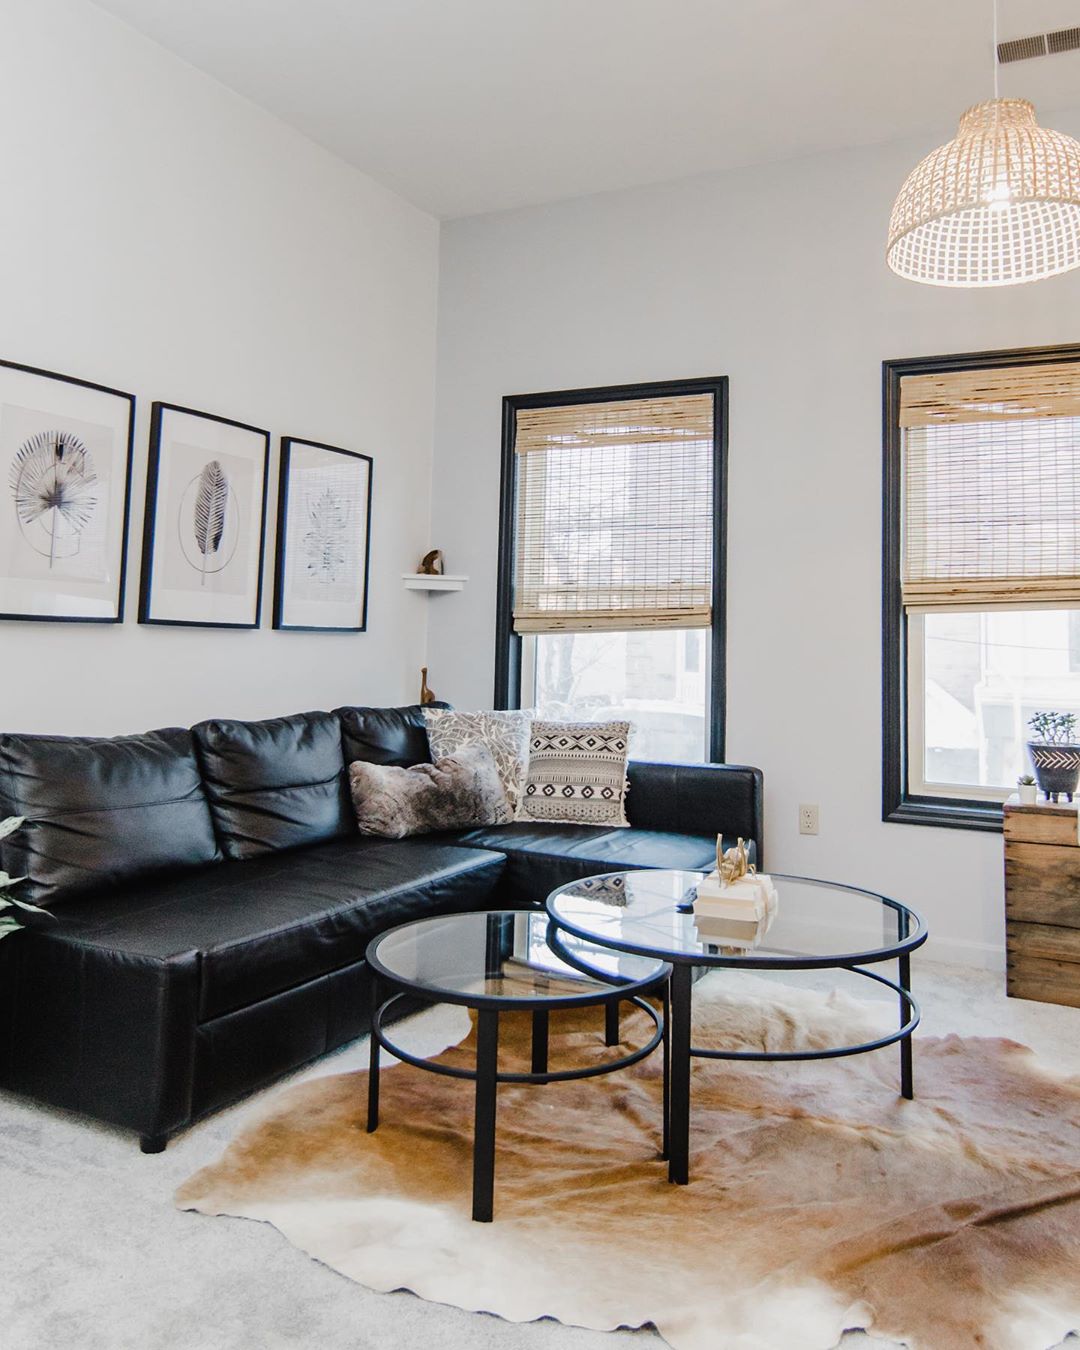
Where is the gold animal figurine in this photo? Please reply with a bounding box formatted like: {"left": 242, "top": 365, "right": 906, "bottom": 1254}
{"left": 716, "top": 836, "right": 753, "bottom": 886}
{"left": 419, "top": 667, "right": 436, "bottom": 706}
{"left": 418, "top": 549, "right": 444, "bottom": 575}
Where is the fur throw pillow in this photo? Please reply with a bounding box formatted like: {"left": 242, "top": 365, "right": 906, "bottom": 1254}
{"left": 348, "top": 746, "right": 511, "bottom": 838}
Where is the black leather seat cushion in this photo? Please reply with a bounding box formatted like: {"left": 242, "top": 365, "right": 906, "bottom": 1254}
{"left": 446, "top": 822, "right": 726, "bottom": 905}
{"left": 335, "top": 702, "right": 447, "bottom": 768}
{"left": 0, "top": 728, "right": 220, "bottom": 906}
{"left": 193, "top": 711, "right": 354, "bottom": 860}
{"left": 42, "top": 836, "right": 506, "bottom": 1021}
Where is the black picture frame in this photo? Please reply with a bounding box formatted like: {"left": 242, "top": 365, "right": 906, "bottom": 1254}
{"left": 272, "top": 437, "right": 373, "bottom": 632}
{"left": 494, "top": 375, "right": 729, "bottom": 762}
{"left": 0, "top": 358, "right": 135, "bottom": 624}
{"left": 882, "top": 341, "right": 1080, "bottom": 833}
{"left": 138, "top": 401, "right": 270, "bottom": 629}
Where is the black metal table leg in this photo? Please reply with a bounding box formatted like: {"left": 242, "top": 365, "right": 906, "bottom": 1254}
{"left": 472, "top": 1008, "right": 500, "bottom": 1222}
{"left": 605, "top": 999, "right": 620, "bottom": 1047}
{"left": 668, "top": 963, "right": 692, "bottom": 1185}
{"left": 367, "top": 975, "right": 380, "bottom": 1132}
{"left": 899, "top": 952, "right": 914, "bottom": 1100}
{"left": 661, "top": 979, "right": 671, "bottom": 1161}
{"left": 531, "top": 1008, "right": 549, "bottom": 1076}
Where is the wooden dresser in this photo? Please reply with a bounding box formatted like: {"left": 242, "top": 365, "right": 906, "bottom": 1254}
{"left": 1004, "top": 794, "right": 1080, "bottom": 1008}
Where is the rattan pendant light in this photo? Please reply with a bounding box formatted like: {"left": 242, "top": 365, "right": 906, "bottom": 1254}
{"left": 886, "top": 4, "right": 1080, "bottom": 287}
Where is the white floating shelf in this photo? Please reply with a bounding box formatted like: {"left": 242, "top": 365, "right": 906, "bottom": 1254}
{"left": 402, "top": 573, "right": 468, "bottom": 592}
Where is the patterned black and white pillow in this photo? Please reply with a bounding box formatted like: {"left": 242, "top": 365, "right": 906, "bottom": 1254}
{"left": 514, "top": 720, "right": 631, "bottom": 827}
{"left": 423, "top": 708, "right": 532, "bottom": 809}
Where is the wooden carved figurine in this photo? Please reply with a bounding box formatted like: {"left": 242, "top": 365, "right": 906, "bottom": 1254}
{"left": 420, "top": 667, "right": 436, "bottom": 705}
{"left": 418, "top": 549, "right": 444, "bottom": 575}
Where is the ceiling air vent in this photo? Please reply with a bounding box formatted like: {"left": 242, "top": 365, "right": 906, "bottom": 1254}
{"left": 998, "top": 34, "right": 1047, "bottom": 63}
{"left": 1047, "top": 26, "right": 1080, "bottom": 55}
{"left": 998, "top": 27, "right": 1080, "bottom": 63}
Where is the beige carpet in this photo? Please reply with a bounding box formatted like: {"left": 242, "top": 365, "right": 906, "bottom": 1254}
{"left": 177, "top": 974, "right": 1080, "bottom": 1350}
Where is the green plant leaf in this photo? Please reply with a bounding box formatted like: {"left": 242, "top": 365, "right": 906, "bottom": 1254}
{"left": 0, "top": 892, "right": 48, "bottom": 916}
{"left": 0, "top": 917, "right": 23, "bottom": 938}
{"left": 0, "top": 816, "right": 24, "bottom": 841}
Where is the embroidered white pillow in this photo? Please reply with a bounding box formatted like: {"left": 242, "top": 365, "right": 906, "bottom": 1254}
{"left": 422, "top": 708, "right": 532, "bottom": 809}
{"left": 515, "top": 720, "right": 631, "bottom": 828}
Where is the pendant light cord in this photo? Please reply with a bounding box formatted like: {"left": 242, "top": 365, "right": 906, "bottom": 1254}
{"left": 992, "top": 0, "right": 1000, "bottom": 99}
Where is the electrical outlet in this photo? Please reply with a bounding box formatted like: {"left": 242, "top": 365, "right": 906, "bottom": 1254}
{"left": 798, "top": 803, "right": 819, "bottom": 835}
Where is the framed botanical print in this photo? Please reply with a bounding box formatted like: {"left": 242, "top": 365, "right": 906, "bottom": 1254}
{"left": 0, "top": 359, "right": 135, "bottom": 622}
{"left": 273, "top": 437, "right": 372, "bottom": 632}
{"left": 139, "top": 402, "right": 270, "bottom": 628}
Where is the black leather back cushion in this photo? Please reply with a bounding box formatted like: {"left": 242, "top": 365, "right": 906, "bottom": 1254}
{"left": 193, "top": 710, "right": 353, "bottom": 860}
{"left": 626, "top": 761, "right": 763, "bottom": 845}
{"left": 0, "top": 727, "right": 220, "bottom": 906}
{"left": 335, "top": 703, "right": 448, "bottom": 768}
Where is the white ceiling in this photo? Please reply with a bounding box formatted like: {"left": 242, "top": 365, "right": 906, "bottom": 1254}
{"left": 90, "top": 0, "right": 1080, "bottom": 219}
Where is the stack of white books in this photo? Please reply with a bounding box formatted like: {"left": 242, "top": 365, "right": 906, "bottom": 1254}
{"left": 692, "top": 871, "right": 778, "bottom": 945}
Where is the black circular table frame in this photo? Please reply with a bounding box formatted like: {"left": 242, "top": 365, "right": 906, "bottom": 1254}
{"left": 546, "top": 870, "right": 929, "bottom": 1187}
{"left": 365, "top": 911, "right": 671, "bottom": 1222}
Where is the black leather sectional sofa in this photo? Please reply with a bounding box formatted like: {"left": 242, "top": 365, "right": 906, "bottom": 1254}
{"left": 0, "top": 704, "right": 763, "bottom": 1152}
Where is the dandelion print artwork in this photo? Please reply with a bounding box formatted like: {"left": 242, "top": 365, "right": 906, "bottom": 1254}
{"left": 10, "top": 430, "right": 99, "bottom": 566}
{"left": 0, "top": 359, "right": 134, "bottom": 623}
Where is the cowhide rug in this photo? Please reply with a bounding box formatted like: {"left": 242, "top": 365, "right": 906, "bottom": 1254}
{"left": 176, "top": 973, "right": 1080, "bottom": 1350}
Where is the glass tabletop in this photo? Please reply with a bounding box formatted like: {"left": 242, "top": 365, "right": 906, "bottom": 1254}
{"left": 368, "top": 910, "right": 669, "bottom": 1007}
{"left": 546, "top": 870, "right": 926, "bottom": 968}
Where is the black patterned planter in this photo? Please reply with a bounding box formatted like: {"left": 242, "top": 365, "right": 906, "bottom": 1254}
{"left": 1027, "top": 742, "right": 1080, "bottom": 802}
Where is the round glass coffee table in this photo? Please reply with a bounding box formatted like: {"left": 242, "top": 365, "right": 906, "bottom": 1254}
{"left": 546, "top": 870, "right": 928, "bottom": 1186}
{"left": 365, "top": 910, "right": 670, "bottom": 1221}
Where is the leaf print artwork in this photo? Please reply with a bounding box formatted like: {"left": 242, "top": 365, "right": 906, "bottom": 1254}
{"left": 9, "top": 430, "right": 99, "bottom": 567}
{"left": 192, "top": 460, "right": 230, "bottom": 585}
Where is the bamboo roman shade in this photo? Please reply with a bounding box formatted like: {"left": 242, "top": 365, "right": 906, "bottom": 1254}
{"left": 901, "top": 361, "right": 1080, "bottom": 609}
{"left": 513, "top": 393, "right": 714, "bottom": 633}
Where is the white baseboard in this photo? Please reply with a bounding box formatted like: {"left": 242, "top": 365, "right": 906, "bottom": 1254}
{"left": 920, "top": 933, "right": 1005, "bottom": 972}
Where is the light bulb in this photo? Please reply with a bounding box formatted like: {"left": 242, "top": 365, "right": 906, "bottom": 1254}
{"left": 985, "top": 179, "right": 1013, "bottom": 211}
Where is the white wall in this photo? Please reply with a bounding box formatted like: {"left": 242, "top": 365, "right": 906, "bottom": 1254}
{"left": 428, "top": 114, "right": 1080, "bottom": 968}
{"left": 0, "top": 0, "right": 440, "bottom": 733}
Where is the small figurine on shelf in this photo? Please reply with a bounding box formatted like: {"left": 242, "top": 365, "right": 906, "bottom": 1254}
{"left": 418, "top": 549, "right": 444, "bottom": 576}
{"left": 419, "top": 667, "right": 437, "bottom": 706}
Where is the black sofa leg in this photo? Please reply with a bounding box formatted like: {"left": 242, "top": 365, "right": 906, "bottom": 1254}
{"left": 140, "top": 1133, "right": 167, "bottom": 1154}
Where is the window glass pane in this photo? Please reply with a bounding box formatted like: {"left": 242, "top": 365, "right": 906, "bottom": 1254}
{"left": 529, "top": 630, "right": 707, "bottom": 762}
{"left": 921, "top": 608, "right": 1080, "bottom": 790}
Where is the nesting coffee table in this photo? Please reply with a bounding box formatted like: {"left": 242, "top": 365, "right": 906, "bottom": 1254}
{"left": 365, "top": 910, "right": 670, "bottom": 1221}
{"left": 546, "top": 869, "right": 928, "bottom": 1185}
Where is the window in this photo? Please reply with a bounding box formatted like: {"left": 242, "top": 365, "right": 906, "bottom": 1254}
{"left": 883, "top": 344, "right": 1080, "bottom": 829}
{"left": 496, "top": 378, "right": 727, "bottom": 762}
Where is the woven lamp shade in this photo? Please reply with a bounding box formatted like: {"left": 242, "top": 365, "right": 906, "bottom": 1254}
{"left": 887, "top": 99, "right": 1080, "bottom": 287}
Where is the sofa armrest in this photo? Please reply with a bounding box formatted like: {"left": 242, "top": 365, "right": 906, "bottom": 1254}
{"left": 0, "top": 930, "right": 200, "bottom": 1141}
{"left": 626, "top": 761, "right": 765, "bottom": 866}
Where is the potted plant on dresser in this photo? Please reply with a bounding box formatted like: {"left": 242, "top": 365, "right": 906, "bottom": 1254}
{"left": 1027, "top": 712, "right": 1080, "bottom": 802}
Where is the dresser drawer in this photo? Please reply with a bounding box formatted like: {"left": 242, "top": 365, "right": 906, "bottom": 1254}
{"left": 1004, "top": 842, "right": 1080, "bottom": 928}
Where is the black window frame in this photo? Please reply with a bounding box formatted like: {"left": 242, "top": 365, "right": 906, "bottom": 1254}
{"left": 882, "top": 341, "right": 1080, "bottom": 833}
{"left": 495, "top": 375, "right": 729, "bottom": 762}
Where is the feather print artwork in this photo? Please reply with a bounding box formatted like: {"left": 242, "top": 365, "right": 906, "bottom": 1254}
{"left": 192, "top": 459, "right": 230, "bottom": 585}
{"left": 9, "top": 430, "right": 99, "bottom": 567}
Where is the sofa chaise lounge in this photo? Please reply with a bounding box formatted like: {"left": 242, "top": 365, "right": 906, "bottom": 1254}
{"left": 0, "top": 704, "right": 763, "bottom": 1151}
